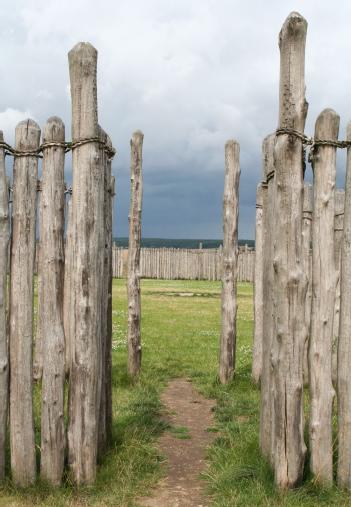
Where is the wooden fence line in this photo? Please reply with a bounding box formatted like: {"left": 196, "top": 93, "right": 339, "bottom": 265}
{"left": 111, "top": 245, "right": 255, "bottom": 282}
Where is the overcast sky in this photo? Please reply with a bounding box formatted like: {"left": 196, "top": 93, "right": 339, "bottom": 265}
{"left": 1, "top": 1, "right": 351, "bottom": 239}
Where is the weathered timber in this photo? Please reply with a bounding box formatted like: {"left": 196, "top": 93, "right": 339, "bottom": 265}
{"left": 259, "top": 134, "right": 275, "bottom": 465}
{"left": 127, "top": 130, "right": 144, "bottom": 377}
{"left": 0, "top": 131, "right": 9, "bottom": 480}
{"left": 219, "top": 140, "right": 240, "bottom": 384}
{"left": 309, "top": 109, "right": 339, "bottom": 485}
{"left": 272, "top": 12, "right": 308, "bottom": 488}
{"left": 302, "top": 184, "right": 313, "bottom": 386}
{"left": 337, "top": 122, "right": 351, "bottom": 489}
{"left": 332, "top": 189, "right": 345, "bottom": 386}
{"left": 252, "top": 183, "right": 266, "bottom": 384}
{"left": 63, "top": 197, "right": 73, "bottom": 376}
{"left": 67, "top": 42, "right": 104, "bottom": 485}
{"left": 9, "top": 119, "right": 40, "bottom": 486}
{"left": 40, "top": 117, "right": 66, "bottom": 486}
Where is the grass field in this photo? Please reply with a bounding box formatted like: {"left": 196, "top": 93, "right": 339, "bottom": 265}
{"left": 1, "top": 279, "right": 351, "bottom": 506}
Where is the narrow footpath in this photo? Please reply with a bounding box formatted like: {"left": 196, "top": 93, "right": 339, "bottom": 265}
{"left": 139, "top": 378, "right": 216, "bottom": 507}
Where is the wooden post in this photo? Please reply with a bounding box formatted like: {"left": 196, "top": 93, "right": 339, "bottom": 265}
{"left": 309, "top": 109, "right": 339, "bottom": 485}
{"left": 332, "top": 189, "right": 344, "bottom": 385}
{"left": 39, "top": 117, "right": 66, "bottom": 485}
{"left": 259, "top": 134, "right": 275, "bottom": 465}
{"left": 338, "top": 121, "right": 351, "bottom": 489}
{"left": 67, "top": 42, "right": 104, "bottom": 485}
{"left": 106, "top": 173, "right": 115, "bottom": 438}
{"left": 219, "top": 140, "right": 240, "bottom": 384}
{"left": 272, "top": 12, "right": 308, "bottom": 488}
{"left": 252, "top": 183, "right": 266, "bottom": 384}
{"left": 0, "top": 131, "right": 9, "bottom": 480}
{"left": 302, "top": 183, "right": 313, "bottom": 386}
{"left": 63, "top": 197, "right": 73, "bottom": 376}
{"left": 10, "top": 119, "right": 40, "bottom": 486}
{"left": 127, "top": 130, "right": 144, "bottom": 377}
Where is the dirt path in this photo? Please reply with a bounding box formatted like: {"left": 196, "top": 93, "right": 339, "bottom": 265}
{"left": 138, "top": 378, "right": 216, "bottom": 507}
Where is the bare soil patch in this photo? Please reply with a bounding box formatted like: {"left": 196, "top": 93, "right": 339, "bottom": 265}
{"left": 138, "top": 378, "right": 216, "bottom": 507}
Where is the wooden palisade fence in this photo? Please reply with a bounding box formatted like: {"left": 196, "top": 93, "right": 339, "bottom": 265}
{"left": 0, "top": 42, "right": 116, "bottom": 486}
{"left": 254, "top": 11, "right": 351, "bottom": 490}
{"left": 111, "top": 245, "right": 255, "bottom": 282}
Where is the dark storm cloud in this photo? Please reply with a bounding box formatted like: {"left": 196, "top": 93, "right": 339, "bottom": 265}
{"left": 2, "top": 0, "right": 351, "bottom": 239}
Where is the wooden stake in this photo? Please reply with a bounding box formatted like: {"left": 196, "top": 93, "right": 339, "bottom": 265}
{"left": 337, "top": 121, "right": 351, "bottom": 489}
{"left": 39, "top": 117, "right": 66, "bottom": 485}
{"left": 332, "top": 188, "right": 344, "bottom": 386}
{"left": 0, "top": 131, "right": 9, "bottom": 480}
{"left": 67, "top": 42, "right": 104, "bottom": 485}
{"left": 259, "top": 134, "right": 275, "bottom": 465}
{"left": 272, "top": 12, "right": 308, "bottom": 488}
{"left": 302, "top": 183, "right": 313, "bottom": 386}
{"left": 219, "top": 140, "right": 240, "bottom": 384}
{"left": 309, "top": 109, "right": 339, "bottom": 485}
{"left": 127, "top": 131, "right": 144, "bottom": 377}
{"left": 252, "top": 183, "right": 266, "bottom": 384}
{"left": 10, "top": 119, "right": 40, "bottom": 486}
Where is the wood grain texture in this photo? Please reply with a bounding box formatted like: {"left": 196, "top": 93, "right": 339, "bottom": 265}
{"left": 219, "top": 140, "right": 240, "bottom": 384}
{"left": 9, "top": 119, "right": 40, "bottom": 486}
{"left": 337, "top": 122, "right": 351, "bottom": 489}
{"left": 39, "top": 117, "right": 66, "bottom": 486}
{"left": 0, "top": 131, "right": 9, "bottom": 480}
{"left": 67, "top": 42, "right": 104, "bottom": 485}
{"left": 127, "top": 131, "right": 144, "bottom": 377}
{"left": 272, "top": 12, "right": 308, "bottom": 488}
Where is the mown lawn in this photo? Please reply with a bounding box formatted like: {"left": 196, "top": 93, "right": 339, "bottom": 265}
{"left": 1, "top": 279, "right": 351, "bottom": 506}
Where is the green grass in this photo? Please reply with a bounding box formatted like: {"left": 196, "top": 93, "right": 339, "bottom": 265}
{"left": 1, "top": 279, "right": 351, "bottom": 506}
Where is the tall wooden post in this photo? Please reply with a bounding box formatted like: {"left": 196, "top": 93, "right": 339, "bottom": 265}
{"left": 272, "top": 12, "right": 308, "bottom": 488}
{"left": 309, "top": 109, "right": 339, "bottom": 485}
{"left": 252, "top": 182, "right": 266, "bottom": 384}
{"left": 67, "top": 42, "right": 104, "bottom": 485}
{"left": 259, "top": 134, "right": 275, "bottom": 464}
{"left": 219, "top": 140, "right": 240, "bottom": 384}
{"left": 106, "top": 173, "right": 115, "bottom": 438}
{"left": 338, "top": 122, "right": 351, "bottom": 489}
{"left": 127, "top": 130, "right": 144, "bottom": 377}
{"left": 302, "top": 183, "right": 313, "bottom": 385}
{"left": 0, "top": 131, "right": 9, "bottom": 480}
{"left": 63, "top": 197, "right": 73, "bottom": 376}
{"left": 332, "top": 188, "right": 344, "bottom": 385}
{"left": 39, "top": 117, "right": 66, "bottom": 486}
{"left": 10, "top": 119, "right": 40, "bottom": 486}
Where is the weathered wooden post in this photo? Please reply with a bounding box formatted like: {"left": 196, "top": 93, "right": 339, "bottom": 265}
{"left": 10, "top": 119, "right": 40, "bottom": 486}
{"left": 302, "top": 183, "right": 313, "bottom": 385}
{"left": 272, "top": 12, "right": 308, "bottom": 488}
{"left": 39, "top": 117, "right": 66, "bottom": 485}
{"left": 219, "top": 140, "right": 240, "bottom": 384}
{"left": 63, "top": 196, "right": 73, "bottom": 376}
{"left": 0, "top": 132, "right": 9, "bottom": 480}
{"left": 259, "top": 133, "right": 275, "bottom": 465}
{"left": 309, "top": 109, "right": 339, "bottom": 485}
{"left": 106, "top": 173, "right": 115, "bottom": 438}
{"left": 67, "top": 42, "right": 104, "bottom": 485}
{"left": 338, "top": 121, "right": 351, "bottom": 489}
{"left": 252, "top": 182, "right": 266, "bottom": 384}
{"left": 332, "top": 188, "right": 344, "bottom": 385}
{"left": 127, "top": 130, "right": 144, "bottom": 377}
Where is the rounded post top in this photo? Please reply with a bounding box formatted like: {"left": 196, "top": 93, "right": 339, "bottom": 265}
{"left": 315, "top": 108, "right": 340, "bottom": 139}
{"left": 15, "top": 119, "right": 41, "bottom": 150}
{"left": 131, "top": 130, "right": 144, "bottom": 147}
{"left": 43, "top": 116, "right": 65, "bottom": 143}
{"left": 225, "top": 139, "right": 239, "bottom": 150}
{"left": 280, "top": 11, "right": 307, "bottom": 40}
{"left": 68, "top": 42, "right": 97, "bottom": 61}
